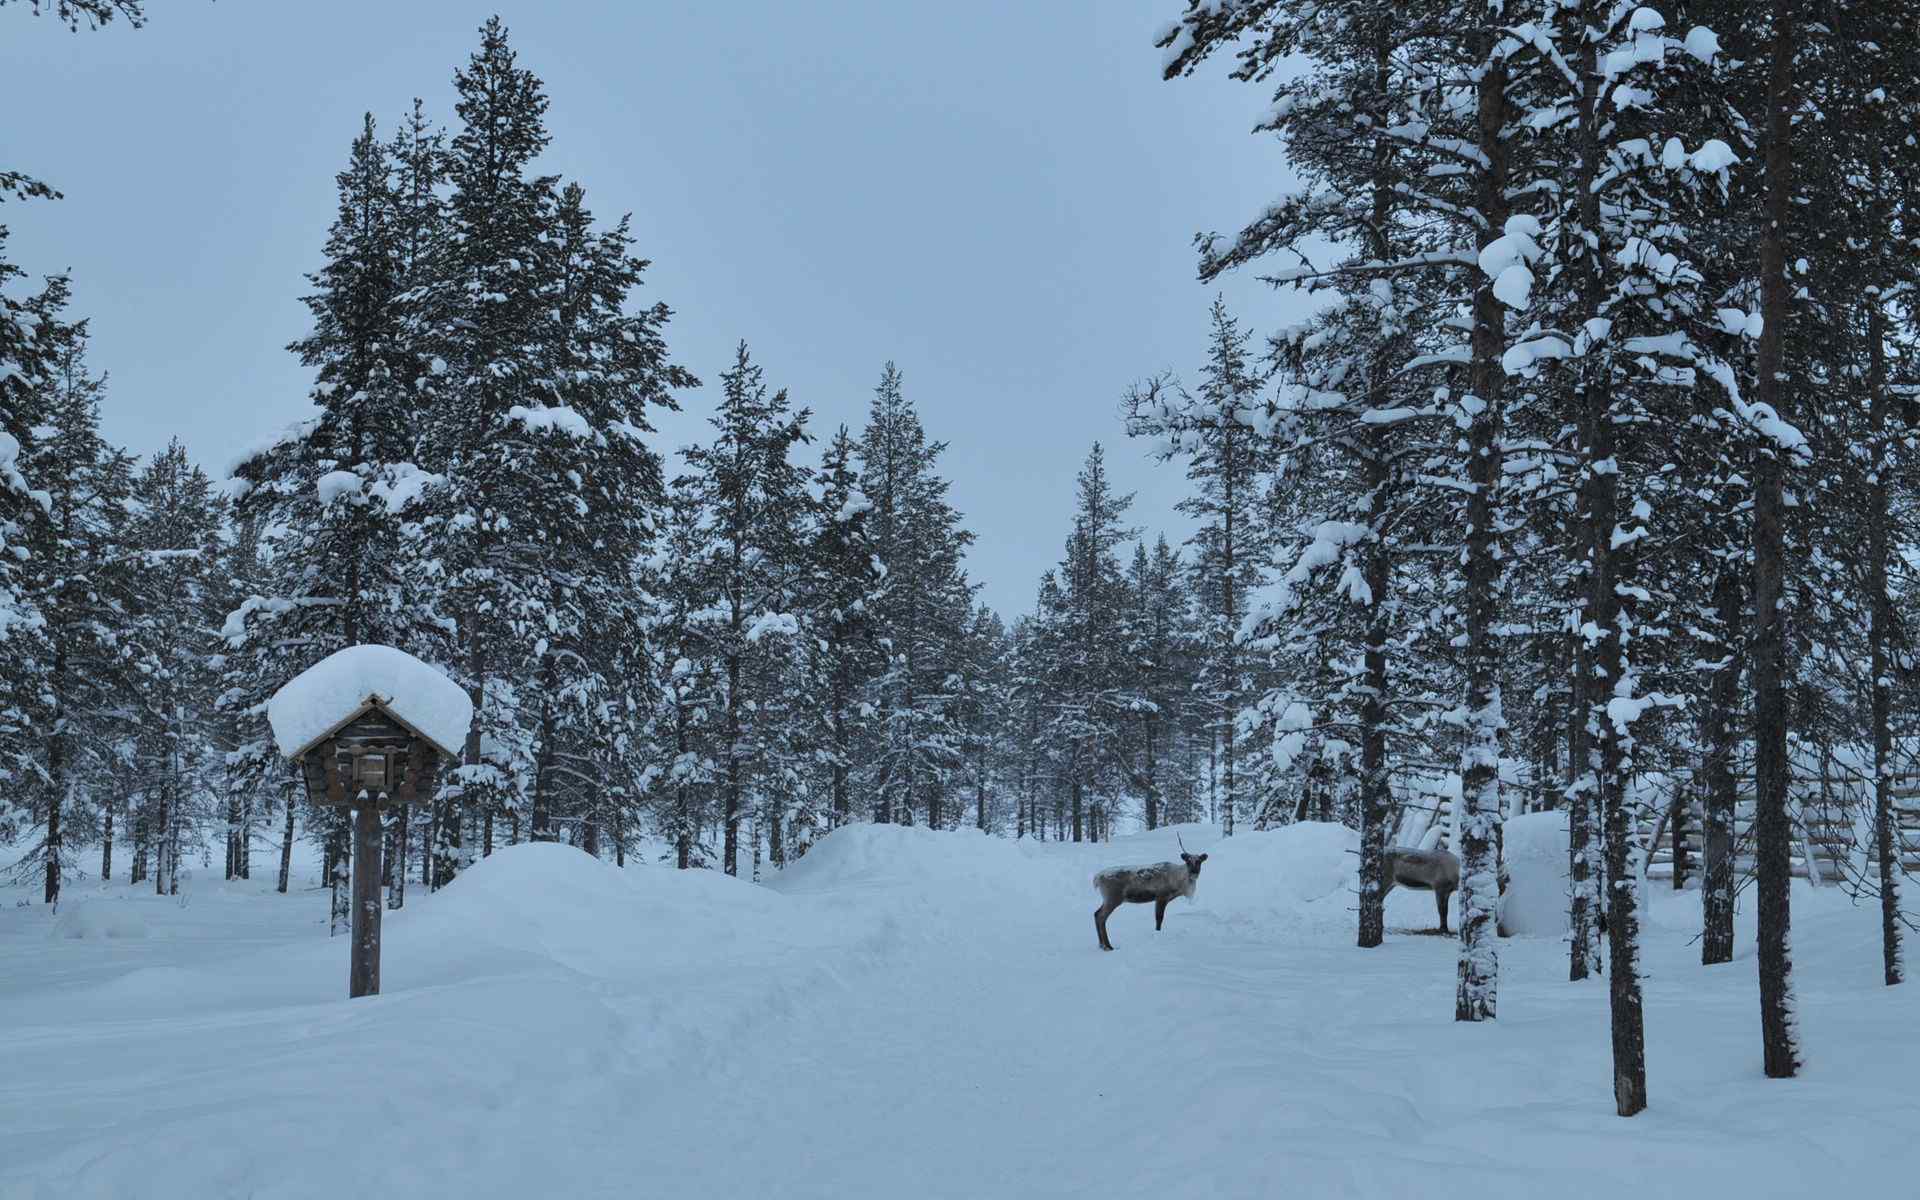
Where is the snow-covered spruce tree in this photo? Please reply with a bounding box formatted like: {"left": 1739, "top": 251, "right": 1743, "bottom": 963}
{"left": 800, "top": 425, "right": 881, "bottom": 832}
{"left": 409, "top": 17, "right": 559, "bottom": 873}
{"left": 223, "top": 112, "right": 447, "bottom": 900}
{"left": 675, "top": 343, "right": 813, "bottom": 875}
{"left": 1771, "top": 0, "right": 1920, "bottom": 991}
{"left": 856, "top": 363, "right": 977, "bottom": 828}
{"left": 956, "top": 604, "right": 1014, "bottom": 833}
{"left": 1726, "top": 0, "right": 1817, "bottom": 1082}
{"left": 642, "top": 479, "right": 721, "bottom": 869}
{"left": 207, "top": 512, "right": 263, "bottom": 880}
{"left": 1766, "top": 0, "right": 1920, "bottom": 990}
{"left": 1022, "top": 570, "right": 1074, "bottom": 838}
{"left": 1036, "top": 444, "right": 1137, "bottom": 841}
{"left": 1008, "top": 604, "right": 1055, "bottom": 839}
{"left": 123, "top": 441, "right": 227, "bottom": 894}
{"left": 1155, "top": 0, "right": 1435, "bottom": 939}
{"left": 1156, "top": 1, "right": 1535, "bottom": 1013}
{"left": 516, "top": 179, "right": 692, "bottom": 847}
{"left": 1125, "top": 301, "right": 1273, "bottom": 837}
{"left": 0, "top": 232, "right": 60, "bottom": 845}
{"left": 1115, "top": 535, "right": 1197, "bottom": 831}
{"left": 1496, "top": 1, "right": 1733, "bottom": 1113}
{"left": 16, "top": 302, "right": 145, "bottom": 905}
{"left": 1847, "top": 61, "right": 1920, "bottom": 989}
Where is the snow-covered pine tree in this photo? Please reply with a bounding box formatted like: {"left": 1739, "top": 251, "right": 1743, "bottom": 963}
{"left": 799, "top": 425, "right": 880, "bottom": 832}
{"left": 1115, "top": 535, "right": 1195, "bottom": 831}
{"left": 124, "top": 440, "right": 227, "bottom": 895}
{"left": 1125, "top": 301, "right": 1273, "bottom": 837}
{"left": 410, "top": 17, "right": 560, "bottom": 872}
{"left": 15, "top": 300, "right": 144, "bottom": 905}
{"left": 517, "top": 179, "right": 693, "bottom": 846}
{"left": 856, "top": 363, "right": 977, "bottom": 828}
{"left": 0, "top": 232, "right": 58, "bottom": 849}
{"left": 1504, "top": 0, "right": 1732, "bottom": 1111}
{"left": 643, "top": 479, "right": 721, "bottom": 869}
{"left": 956, "top": 605, "right": 1013, "bottom": 833}
{"left": 675, "top": 343, "right": 813, "bottom": 874}
{"left": 1742, "top": 0, "right": 1810, "bottom": 1083}
{"left": 224, "top": 111, "right": 447, "bottom": 900}
{"left": 207, "top": 512, "right": 263, "bottom": 881}
{"left": 1837, "top": 24, "right": 1920, "bottom": 986}
{"left": 1036, "top": 445, "right": 1137, "bottom": 840}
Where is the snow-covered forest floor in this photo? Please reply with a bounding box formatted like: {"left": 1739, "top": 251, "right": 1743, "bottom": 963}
{"left": 3, "top": 824, "right": 1915, "bottom": 1200}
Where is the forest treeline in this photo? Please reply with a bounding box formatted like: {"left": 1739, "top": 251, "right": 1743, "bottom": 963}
{"left": 0, "top": 17, "right": 1248, "bottom": 917}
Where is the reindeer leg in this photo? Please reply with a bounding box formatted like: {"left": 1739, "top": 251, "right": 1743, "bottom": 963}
{"left": 1155, "top": 895, "right": 1170, "bottom": 931}
{"left": 1096, "top": 901, "right": 1117, "bottom": 951}
{"left": 1436, "top": 885, "right": 1452, "bottom": 934}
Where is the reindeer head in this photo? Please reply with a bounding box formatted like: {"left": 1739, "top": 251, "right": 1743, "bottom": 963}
{"left": 1177, "top": 833, "right": 1208, "bottom": 879}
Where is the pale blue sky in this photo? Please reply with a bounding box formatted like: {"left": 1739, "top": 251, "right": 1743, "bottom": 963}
{"left": 4, "top": 1, "right": 1296, "bottom": 616}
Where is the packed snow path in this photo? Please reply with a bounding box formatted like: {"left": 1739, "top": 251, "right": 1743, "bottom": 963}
{"left": 3, "top": 824, "right": 1916, "bottom": 1199}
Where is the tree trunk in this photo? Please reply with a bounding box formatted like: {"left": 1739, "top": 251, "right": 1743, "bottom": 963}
{"left": 1356, "top": 17, "right": 1396, "bottom": 948}
{"left": 1867, "top": 287, "right": 1902, "bottom": 985}
{"left": 329, "top": 818, "right": 351, "bottom": 937}
{"left": 389, "top": 803, "right": 409, "bottom": 910}
{"left": 100, "top": 797, "right": 113, "bottom": 885}
{"left": 132, "top": 798, "right": 149, "bottom": 885}
{"left": 1701, "top": 569, "right": 1740, "bottom": 964}
{"left": 238, "top": 793, "right": 252, "bottom": 879}
{"left": 529, "top": 672, "right": 556, "bottom": 841}
{"left": 723, "top": 652, "right": 742, "bottom": 876}
{"left": 768, "top": 794, "right": 784, "bottom": 869}
{"left": 1143, "top": 711, "right": 1160, "bottom": 831}
{"left": 976, "top": 748, "right": 989, "bottom": 832}
{"left": 1750, "top": 0, "right": 1802, "bottom": 1080}
{"left": 1356, "top": 488, "right": 1391, "bottom": 949}
{"left": 1573, "top": 11, "right": 1644, "bottom": 1110}
{"left": 1568, "top": 639, "right": 1600, "bottom": 981}
{"left": 43, "top": 765, "right": 65, "bottom": 906}
{"left": 831, "top": 670, "right": 850, "bottom": 826}
{"left": 277, "top": 788, "right": 296, "bottom": 895}
{"left": 1454, "top": 32, "right": 1508, "bottom": 1026}
{"left": 225, "top": 790, "right": 243, "bottom": 880}
{"left": 453, "top": 633, "right": 485, "bottom": 884}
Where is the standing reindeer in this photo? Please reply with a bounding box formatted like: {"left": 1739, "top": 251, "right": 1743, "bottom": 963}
{"left": 1092, "top": 835, "right": 1207, "bottom": 951}
{"left": 1381, "top": 845, "right": 1459, "bottom": 934}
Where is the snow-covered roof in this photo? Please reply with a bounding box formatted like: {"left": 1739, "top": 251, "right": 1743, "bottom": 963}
{"left": 268, "top": 644, "right": 472, "bottom": 760}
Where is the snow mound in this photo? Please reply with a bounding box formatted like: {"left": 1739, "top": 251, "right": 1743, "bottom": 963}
{"left": 1182, "top": 821, "right": 1357, "bottom": 942}
{"left": 777, "top": 820, "right": 1365, "bottom": 945}
{"left": 48, "top": 900, "right": 149, "bottom": 940}
{"left": 1499, "top": 810, "right": 1569, "bottom": 937}
{"left": 774, "top": 822, "right": 1046, "bottom": 898}
{"left": 267, "top": 643, "right": 472, "bottom": 757}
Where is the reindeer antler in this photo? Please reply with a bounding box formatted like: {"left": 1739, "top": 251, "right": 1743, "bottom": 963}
{"left": 1177, "top": 832, "right": 1189, "bottom": 855}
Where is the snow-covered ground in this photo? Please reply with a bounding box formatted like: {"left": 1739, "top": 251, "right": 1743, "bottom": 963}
{"left": 3, "top": 823, "right": 1915, "bottom": 1199}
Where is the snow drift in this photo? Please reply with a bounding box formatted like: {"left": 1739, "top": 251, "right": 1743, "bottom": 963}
{"left": 3, "top": 823, "right": 1916, "bottom": 1200}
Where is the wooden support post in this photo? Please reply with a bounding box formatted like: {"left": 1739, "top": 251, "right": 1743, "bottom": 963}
{"left": 350, "top": 799, "right": 383, "bottom": 998}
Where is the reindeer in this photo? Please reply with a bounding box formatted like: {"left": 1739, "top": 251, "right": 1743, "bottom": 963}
{"left": 1381, "top": 845, "right": 1459, "bottom": 934}
{"left": 1092, "top": 834, "right": 1208, "bottom": 951}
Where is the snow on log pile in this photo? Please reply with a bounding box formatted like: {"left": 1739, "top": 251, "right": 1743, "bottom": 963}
{"left": 266, "top": 643, "right": 472, "bottom": 756}
{"left": 1498, "top": 810, "right": 1569, "bottom": 937}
